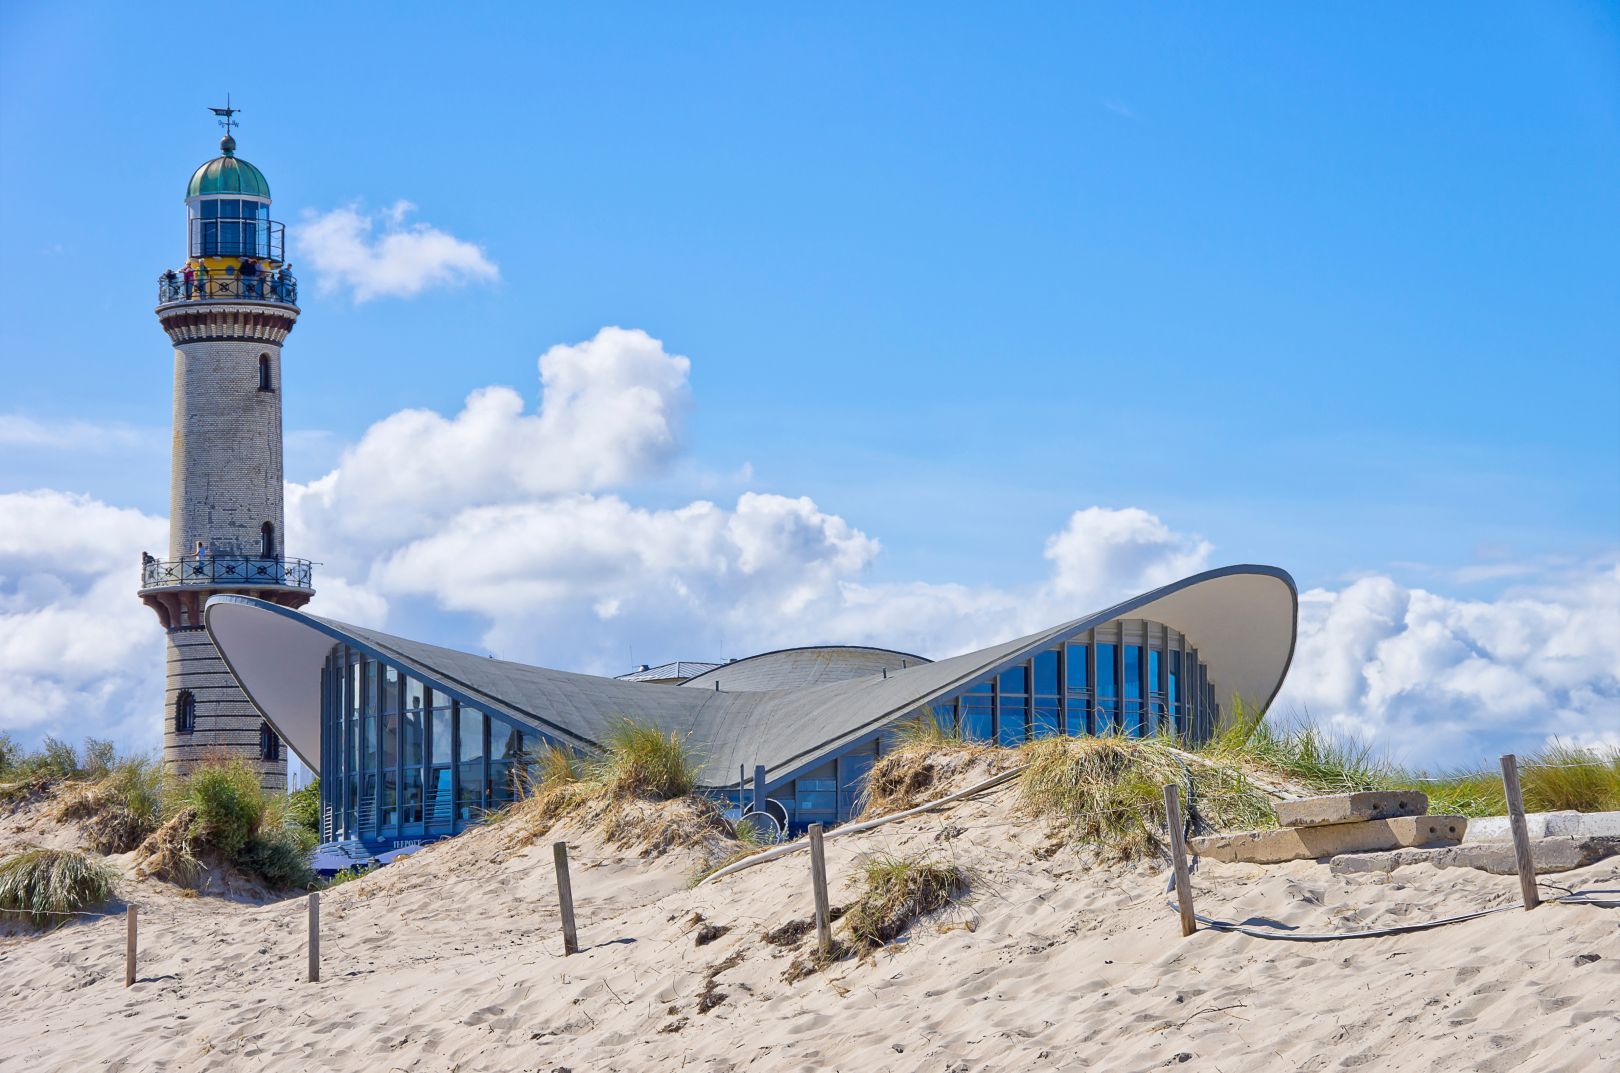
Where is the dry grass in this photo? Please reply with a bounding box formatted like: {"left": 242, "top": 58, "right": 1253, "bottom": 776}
{"left": 860, "top": 721, "right": 1006, "bottom": 817}
{"left": 52, "top": 756, "right": 165, "bottom": 854}
{"left": 0, "top": 847, "right": 118, "bottom": 928}
{"left": 133, "top": 807, "right": 206, "bottom": 886}
{"left": 841, "top": 852, "right": 970, "bottom": 954}
{"left": 1018, "top": 735, "right": 1275, "bottom": 861}
{"left": 512, "top": 723, "right": 744, "bottom": 861}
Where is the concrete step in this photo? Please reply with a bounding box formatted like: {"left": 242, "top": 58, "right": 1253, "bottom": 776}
{"left": 1330, "top": 836, "right": 1619, "bottom": 877}
{"left": 1190, "top": 815, "right": 1467, "bottom": 865}
{"left": 1461, "top": 810, "right": 1620, "bottom": 843}
{"left": 1274, "top": 790, "right": 1428, "bottom": 828}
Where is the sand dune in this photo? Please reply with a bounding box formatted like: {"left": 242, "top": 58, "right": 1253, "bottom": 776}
{"left": 2, "top": 782, "right": 1615, "bottom": 1072}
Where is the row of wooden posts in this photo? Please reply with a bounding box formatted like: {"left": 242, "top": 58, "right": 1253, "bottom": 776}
{"left": 117, "top": 753, "right": 1547, "bottom": 987}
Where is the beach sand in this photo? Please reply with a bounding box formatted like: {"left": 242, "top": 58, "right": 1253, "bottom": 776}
{"left": 2, "top": 782, "right": 1615, "bottom": 1072}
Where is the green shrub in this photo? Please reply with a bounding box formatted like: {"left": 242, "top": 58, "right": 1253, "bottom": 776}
{"left": 0, "top": 848, "right": 118, "bottom": 928}
{"left": 238, "top": 827, "right": 315, "bottom": 889}
{"left": 324, "top": 863, "right": 375, "bottom": 888}
{"left": 170, "top": 757, "right": 265, "bottom": 858}
{"left": 37, "top": 737, "right": 80, "bottom": 779}
{"left": 287, "top": 778, "right": 322, "bottom": 840}
{"left": 0, "top": 732, "right": 22, "bottom": 775}
{"left": 81, "top": 738, "right": 116, "bottom": 779}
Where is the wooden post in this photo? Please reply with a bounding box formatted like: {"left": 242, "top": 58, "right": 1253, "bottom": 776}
{"left": 554, "top": 842, "right": 579, "bottom": 955}
{"left": 124, "top": 905, "right": 136, "bottom": 987}
{"left": 1500, "top": 754, "right": 1540, "bottom": 911}
{"left": 307, "top": 891, "right": 320, "bottom": 982}
{"left": 1163, "top": 784, "right": 1197, "bottom": 937}
{"left": 808, "top": 823, "right": 832, "bottom": 955}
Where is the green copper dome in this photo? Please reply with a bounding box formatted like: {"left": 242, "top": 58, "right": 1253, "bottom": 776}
{"left": 187, "top": 135, "right": 271, "bottom": 199}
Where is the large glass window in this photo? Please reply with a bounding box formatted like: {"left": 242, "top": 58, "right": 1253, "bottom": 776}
{"left": 1123, "top": 645, "right": 1144, "bottom": 737}
{"left": 1148, "top": 648, "right": 1165, "bottom": 734}
{"left": 960, "top": 682, "right": 993, "bottom": 741}
{"left": 457, "top": 706, "right": 485, "bottom": 820}
{"left": 1169, "top": 651, "right": 1182, "bottom": 737}
{"left": 998, "top": 666, "right": 1028, "bottom": 746}
{"left": 1065, "top": 642, "right": 1090, "bottom": 735}
{"left": 1095, "top": 643, "right": 1118, "bottom": 733}
{"left": 1032, "top": 650, "right": 1060, "bottom": 738}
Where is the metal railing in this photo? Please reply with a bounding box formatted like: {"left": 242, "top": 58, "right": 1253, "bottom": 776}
{"left": 140, "top": 554, "right": 314, "bottom": 590}
{"left": 157, "top": 270, "right": 298, "bottom": 306}
{"left": 190, "top": 217, "right": 286, "bottom": 262}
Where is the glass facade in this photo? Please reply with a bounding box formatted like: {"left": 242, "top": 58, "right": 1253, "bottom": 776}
{"left": 318, "top": 618, "right": 1224, "bottom": 842}
{"left": 318, "top": 642, "right": 561, "bottom": 847}
{"left": 898, "top": 618, "right": 1213, "bottom": 752}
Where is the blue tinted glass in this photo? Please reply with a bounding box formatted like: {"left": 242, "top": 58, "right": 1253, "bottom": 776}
{"left": 1066, "top": 644, "right": 1088, "bottom": 691}
{"left": 1149, "top": 650, "right": 1162, "bottom": 692}
{"left": 998, "top": 699, "right": 1027, "bottom": 746}
{"left": 1096, "top": 645, "right": 1117, "bottom": 697}
{"left": 961, "top": 694, "right": 993, "bottom": 741}
{"left": 1124, "top": 647, "right": 1143, "bottom": 700}
{"left": 200, "top": 199, "right": 220, "bottom": 219}
{"left": 999, "top": 666, "right": 1027, "bottom": 694}
{"left": 1033, "top": 705, "right": 1061, "bottom": 739}
{"left": 1033, "top": 651, "right": 1058, "bottom": 695}
{"left": 1066, "top": 698, "right": 1091, "bottom": 736}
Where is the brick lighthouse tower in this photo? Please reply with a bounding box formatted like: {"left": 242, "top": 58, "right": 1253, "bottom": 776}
{"left": 138, "top": 104, "right": 313, "bottom": 794}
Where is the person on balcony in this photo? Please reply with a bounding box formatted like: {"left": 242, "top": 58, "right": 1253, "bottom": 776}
{"left": 240, "top": 257, "right": 259, "bottom": 298}
{"left": 162, "top": 269, "right": 179, "bottom": 301}
{"left": 182, "top": 263, "right": 195, "bottom": 299}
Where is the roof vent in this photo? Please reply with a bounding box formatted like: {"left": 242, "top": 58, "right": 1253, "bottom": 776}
{"left": 638, "top": 663, "right": 650, "bottom": 672}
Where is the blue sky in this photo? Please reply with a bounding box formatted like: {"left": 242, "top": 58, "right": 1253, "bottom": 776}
{"left": 1, "top": 3, "right": 1617, "bottom": 767}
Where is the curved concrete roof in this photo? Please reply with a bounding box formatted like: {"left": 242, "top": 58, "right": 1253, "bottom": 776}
{"left": 681, "top": 646, "right": 931, "bottom": 692}
{"left": 205, "top": 564, "right": 1297, "bottom": 791}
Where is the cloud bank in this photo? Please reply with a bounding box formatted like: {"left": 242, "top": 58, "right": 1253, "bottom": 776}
{"left": 295, "top": 200, "right": 498, "bottom": 302}
{"left": 2, "top": 327, "right": 1614, "bottom": 768}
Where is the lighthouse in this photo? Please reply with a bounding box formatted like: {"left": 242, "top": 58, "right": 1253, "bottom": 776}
{"left": 138, "top": 105, "right": 313, "bottom": 793}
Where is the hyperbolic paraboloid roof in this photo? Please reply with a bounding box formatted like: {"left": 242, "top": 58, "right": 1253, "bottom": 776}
{"left": 205, "top": 565, "right": 1297, "bottom": 790}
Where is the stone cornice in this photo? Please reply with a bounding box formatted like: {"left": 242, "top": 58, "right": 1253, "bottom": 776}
{"left": 155, "top": 302, "right": 300, "bottom": 345}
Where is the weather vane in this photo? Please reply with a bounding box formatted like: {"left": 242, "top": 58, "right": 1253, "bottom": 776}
{"left": 209, "top": 94, "right": 240, "bottom": 137}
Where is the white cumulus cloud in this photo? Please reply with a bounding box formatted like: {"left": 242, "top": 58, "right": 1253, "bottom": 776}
{"left": 1273, "top": 564, "right": 1620, "bottom": 766}
{"left": 0, "top": 491, "right": 167, "bottom": 749}
{"left": 295, "top": 199, "right": 498, "bottom": 302}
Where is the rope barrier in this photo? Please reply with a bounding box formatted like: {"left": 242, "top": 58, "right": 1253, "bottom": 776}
{"left": 1162, "top": 869, "right": 1619, "bottom": 941}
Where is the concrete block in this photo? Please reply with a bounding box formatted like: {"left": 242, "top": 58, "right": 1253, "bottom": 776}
{"left": 1275, "top": 791, "right": 1428, "bottom": 828}
{"left": 1463, "top": 811, "right": 1620, "bottom": 844}
{"left": 1191, "top": 815, "right": 1467, "bottom": 865}
{"left": 1329, "top": 837, "right": 1619, "bottom": 877}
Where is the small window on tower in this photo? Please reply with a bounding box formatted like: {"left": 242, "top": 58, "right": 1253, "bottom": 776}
{"left": 260, "top": 522, "right": 275, "bottom": 559}
{"left": 175, "top": 690, "right": 196, "bottom": 734}
{"left": 257, "top": 354, "right": 272, "bottom": 391}
{"left": 260, "top": 722, "right": 281, "bottom": 762}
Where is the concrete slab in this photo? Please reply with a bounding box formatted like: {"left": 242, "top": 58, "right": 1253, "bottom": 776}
{"left": 1275, "top": 791, "right": 1428, "bottom": 828}
{"left": 1190, "top": 815, "right": 1467, "bottom": 865}
{"left": 1462, "top": 811, "right": 1620, "bottom": 844}
{"left": 1330, "top": 837, "right": 1619, "bottom": 877}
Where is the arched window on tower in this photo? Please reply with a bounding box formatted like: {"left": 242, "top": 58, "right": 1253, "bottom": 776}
{"left": 260, "top": 522, "right": 275, "bottom": 559}
{"left": 175, "top": 690, "right": 196, "bottom": 734}
{"left": 259, "top": 722, "right": 281, "bottom": 762}
{"left": 257, "top": 354, "right": 272, "bottom": 391}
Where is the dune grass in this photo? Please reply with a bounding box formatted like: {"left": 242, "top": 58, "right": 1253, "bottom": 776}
{"left": 589, "top": 721, "right": 698, "bottom": 800}
{"left": 0, "top": 848, "right": 118, "bottom": 928}
{"left": 1019, "top": 735, "right": 1275, "bottom": 860}
{"left": 53, "top": 755, "right": 165, "bottom": 854}
{"left": 841, "top": 852, "right": 970, "bottom": 953}
{"left": 136, "top": 757, "right": 314, "bottom": 889}
{"left": 1203, "top": 697, "right": 1620, "bottom": 817}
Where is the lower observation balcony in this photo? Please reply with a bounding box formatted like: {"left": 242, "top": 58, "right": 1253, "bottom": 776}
{"left": 139, "top": 555, "right": 315, "bottom": 629}
{"left": 157, "top": 271, "right": 298, "bottom": 306}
